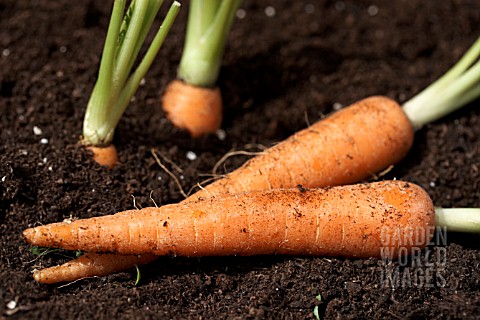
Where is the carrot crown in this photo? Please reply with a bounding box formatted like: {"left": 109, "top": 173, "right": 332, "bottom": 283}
{"left": 403, "top": 37, "right": 480, "bottom": 130}
{"left": 177, "top": 0, "right": 242, "bottom": 88}
{"left": 82, "top": 0, "right": 181, "bottom": 146}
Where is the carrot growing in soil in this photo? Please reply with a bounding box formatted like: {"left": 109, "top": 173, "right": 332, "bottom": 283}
{"left": 27, "top": 37, "right": 480, "bottom": 283}
{"left": 162, "top": 0, "right": 242, "bottom": 137}
{"left": 22, "top": 181, "right": 480, "bottom": 283}
{"left": 82, "top": 0, "right": 180, "bottom": 168}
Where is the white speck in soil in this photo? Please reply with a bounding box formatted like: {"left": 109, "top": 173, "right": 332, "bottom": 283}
{"left": 1, "top": 176, "right": 6, "bottom": 182}
{"left": 265, "top": 6, "right": 276, "bottom": 17}
{"left": 368, "top": 5, "right": 379, "bottom": 16}
{"left": 179, "top": 175, "right": 184, "bottom": 180}
{"left": 429, "top": 181, "right": 436, "bottom": 188}
{"left": 40, "top": 138, "right": 49, "bottom": 144}
{"left": 157, "top": 176, "right": 162, "bottom": 180}
{"left": 48, "top": 166, "right": 53, "bottom": 171}
{"left": 42, "top": 157, "right": 48, "bottom": 164}
{"left": 236, "top": 9, "right": 246, "bottom": 19}
{"left": 333, "top": 102, "right": 343, "bottom": 110}
{"left": 59, "top": 46, "right": 67, "bottom": 53}
{"left": 33, "top": 126, "right": 42, "bottom": 135}
{"left": 304, "top": 4, "right": 315, "bottom": 13}
{"left": 2, "top": 49, "right": 10, "bottom": 57}
{"left": 140, "top": 78, "right": 146, "bottom": 86}
{"left": 6, "top": 300, "right": 16, "bottom": 310}
{"left": 186, "top": 151, "right": 197, "bottom": 161}
{"left": 335, "top": 1, "right": 345, "bottom": 11}
{"left": 216, "top": 129, "right": 226, "bottom": 141}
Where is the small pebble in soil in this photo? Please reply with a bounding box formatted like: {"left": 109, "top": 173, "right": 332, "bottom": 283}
{"left": 430, "top": 181, "right": 436, "bottom": 188}
{"left": 140, "top": 78, "right": 146, "bottom": 86}
{"left": 236, "top": 9, "right": 246, "bottom": 19}
{"left": 33, "top": 126, "right": 42, "bottom": 135}
{"left": 186, "top": 151, "right": 197, "bottom": 161}
{"left": 59, "top": 46, "right": 67, "bottom": 53}
{"left": 216, "top": 129, "right": 226, "bottom": 141}
{"left": 368, "top": 5, "right": 379, "bottom": 16}
{"left": 264, "top": 6, "right": 275, "bottom": 17}
{"left": 2, "top": 48, "right": 10, "bottom": 56}
{"left": 40, "top": 138, "right": 49, "bottom": 144}
{"left": 6, "top": 300, "right": 16, "bottom": 310}
{"left": 333, "top": 102, "right": 343, "bottom": 110}
{"left": 305, "top": 4, "right": 315, "bottom": 13}
{"left": 42, "top": 157, "right": 47, "bottom": 164}
{"left": 335, "top": 1, "right": 345, "bottom": 11}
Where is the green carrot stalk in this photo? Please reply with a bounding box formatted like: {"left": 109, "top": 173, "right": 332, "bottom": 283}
{"left": 403, "top": 37, "right": 480, "bottom": 130}
{"left": 161, "top": 0, "right": 243, "bottom": 137}
{"left": 435, "top": 208, "right": 480, "bottom": 233}
{"left": 82, "top": 0, "right": 180, "bottom": 167}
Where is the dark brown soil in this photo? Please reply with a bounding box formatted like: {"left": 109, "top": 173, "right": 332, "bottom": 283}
{"left": 1, "top": 0, "right": 480, "bottom": 319}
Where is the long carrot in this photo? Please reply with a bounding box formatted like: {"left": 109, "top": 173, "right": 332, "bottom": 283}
{"left": 24, "top": 181, "right": 435, "bottom": 259}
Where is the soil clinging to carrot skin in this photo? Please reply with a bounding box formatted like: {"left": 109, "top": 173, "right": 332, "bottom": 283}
{"left": 1, "top": 0, "right": 480, "bottom": 319}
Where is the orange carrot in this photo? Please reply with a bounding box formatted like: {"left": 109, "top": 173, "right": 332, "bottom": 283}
{"left": 162, "top": 79, "right": 222, "bottom": 137}
{"left": 24, "top": 181, "right": 435, "bottom": 259}
{"left": 85, "top": 145, "right": 119, "bottom": 169}
{"left": 33, "top": 253, "right": 157, "bottom": 284}
{"left": 188, "top": 96, "right": 414, "bottom": 200}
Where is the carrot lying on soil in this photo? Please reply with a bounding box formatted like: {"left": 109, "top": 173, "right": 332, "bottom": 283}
{"left": 32, "top": 253, "right": 158, "bottom": 284}
{"left": 162, "top": 79, "right": 222, "bottom": 137}
{"left": 24, "top": 181, "right": 435, "bottom": 259}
